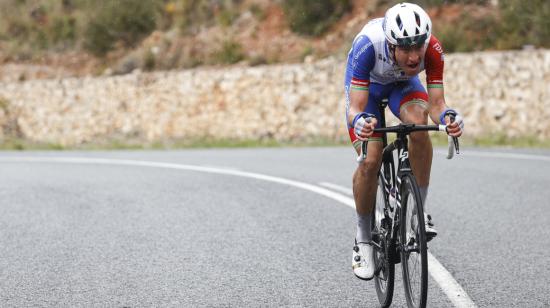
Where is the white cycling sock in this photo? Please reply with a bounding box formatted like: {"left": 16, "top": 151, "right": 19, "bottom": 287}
{"left": 419, "top": 186, "right": 428, "bottom": 213}
{"left": 356, "top": 212, "right": 373, "bottom": 243}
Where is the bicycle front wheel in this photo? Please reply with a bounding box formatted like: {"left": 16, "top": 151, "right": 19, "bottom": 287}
{"left": 400, "top": 174, "right": 428, "bottom": 308}
{"left": 373, "top": 173, "right": 395, "bottom": 308}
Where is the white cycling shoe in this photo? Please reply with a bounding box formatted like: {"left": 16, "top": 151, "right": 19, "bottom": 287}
{"left": 352, "top": 241, "right": 374, "bottom": 280}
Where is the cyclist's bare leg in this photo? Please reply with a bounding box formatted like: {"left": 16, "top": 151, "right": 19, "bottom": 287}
{"left": 399, "top": 102, "right": 438, "bottom": 239}
{"left": 353, "top": 141, "right": 383, "bottom": 242}
{"left": 399, "top": 103, "right": 432, "bottom": 201}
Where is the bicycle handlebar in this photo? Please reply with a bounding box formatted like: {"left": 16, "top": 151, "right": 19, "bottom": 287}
{"left": 356, "top": 123, "right": 459, "bottom": 163}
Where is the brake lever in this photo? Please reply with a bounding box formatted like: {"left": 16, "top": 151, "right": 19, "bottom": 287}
{"left": 453, "top": 136, "right": 460, "bottom": 154}
{"left": 357, "top": 141, "right": 368, "bottom": 163}
{"left": 448, "top": 115, "right": 460, "bottom": 155}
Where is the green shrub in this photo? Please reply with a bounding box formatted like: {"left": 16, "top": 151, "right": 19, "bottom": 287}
{"left": 382, "top": 0, "right": 549, "bottom": 50}
{"left": 84, "top": 0, "right": 157, "bottom": 56}
{"left": 178, "top": 0, "right": 241, "bottom": 34}
{"left": 5, "top": 19, "right": 30, "bottom": 39}
{"left": 33, "top": 28, "right": 49, "bottom": 49}
{"left": 217, "top": 7, "right": 238, "bottom": 28}
{"left": 214, "top": 40, "right": 244, "bottom": 64}
{"left": 300, "top": 45, "right": 314, "bottom": 60}
{"left": 497, "top": 0, "right": 550, "bottom": 49}
{"left": 249, "top": 3, "right": 266, "bottom": 21}
{"left": 0, "top": 96, "right": 10, "bottom": 112}
{"left": 51, "top": 15, "right": 77, "bottom": 44}
{"left": 144, "top": 50, "right": 156, "bottom": 71}
{"left": 84, "top": 21, "right": 113, "bottom": 56}
{"left": 178, "top": 0, "right": 216, "bottom": 34}
{"left": 434, "top": 12, "right": 499, "bottom": 52}
{"left": 283, "top": 0, "right": 352, "bottom": 36}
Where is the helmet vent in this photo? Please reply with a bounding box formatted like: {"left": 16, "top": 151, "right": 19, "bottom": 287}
{"left": 396, "top": 15, "right": 403, "bottom": 30}
{"left": 391, "top": 30, "right": 397, "bottom": 40}
{"left": 426, "top": 24, "right": 430, "bottom": 32}
{"left": 414, "top": 12, "right": 421, "bottom": 27}
{"left": 415, "top": 28, "right": 420, "bottom": 35}
{"left": 403, "top": 29, "right": 408, "bottom": 37}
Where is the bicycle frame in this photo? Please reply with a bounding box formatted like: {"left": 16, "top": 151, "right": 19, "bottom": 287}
{"left": 375, "top": 101, "right": 417, "bottom": 263}
{"left": 371, "top": 99, "right": 454, "bottom": 252}
{"left": 364, "top": 99, "right": 459, "bottom": 308}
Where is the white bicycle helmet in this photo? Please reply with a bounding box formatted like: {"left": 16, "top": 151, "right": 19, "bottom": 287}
{"left": 383, "top": 2, "right": 432, "bottom": 47}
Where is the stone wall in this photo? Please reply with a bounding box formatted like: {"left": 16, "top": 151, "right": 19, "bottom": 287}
{"left": 0, "top": 49, "right": 548, "bottom": 146}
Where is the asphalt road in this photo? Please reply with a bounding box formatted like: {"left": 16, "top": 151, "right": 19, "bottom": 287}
{"left": 0, "top": 147, "right": 549, "bottom": 307}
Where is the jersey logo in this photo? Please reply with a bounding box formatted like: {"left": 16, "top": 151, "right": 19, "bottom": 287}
{"left": 354, "top": 41, "right": 373, "bottom": 62}
{"left": 433, "top": 42, "right": 443, "bottom": 54}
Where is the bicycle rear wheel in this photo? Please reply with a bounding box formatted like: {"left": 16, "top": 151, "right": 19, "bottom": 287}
{"left": 400, "top": 174, "right": 428, "bottom": 308}
{"left": 373, "top": 174, "right": 395, "bottom": 308}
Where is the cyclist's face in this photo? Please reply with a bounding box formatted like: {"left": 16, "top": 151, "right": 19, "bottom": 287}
{"left": 394, "top": 44, "right": 426, "bottom": 76}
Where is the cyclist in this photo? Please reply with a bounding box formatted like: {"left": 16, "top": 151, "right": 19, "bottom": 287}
{"left": 345, "top": 2, "right": 464, "bottom": 280}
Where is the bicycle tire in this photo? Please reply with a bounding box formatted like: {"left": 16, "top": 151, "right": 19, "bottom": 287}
{"left": 373, "top": 170, "right": 395, "bottom": 307}
{"left": 400, "top": 174, "right": 428, "bottom": 308}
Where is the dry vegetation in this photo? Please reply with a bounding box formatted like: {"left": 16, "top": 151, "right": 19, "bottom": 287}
{"left": 0, "top": 0, "right": 548, "bottom": 77}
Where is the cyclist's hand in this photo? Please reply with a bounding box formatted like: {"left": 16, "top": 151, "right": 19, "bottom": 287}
{"left": 353, "top": 113, "right": 378, "bottom": 141}
{"left": 441, "top": 109, "right": 464, "bottom": 137}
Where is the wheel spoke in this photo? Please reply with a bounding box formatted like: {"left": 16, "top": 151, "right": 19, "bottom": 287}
{"left": 411, "top": 253, "right": 420, "bottom": 303}
{"left": 374, "top": 174, "right": 395, "bottom": 307}
{"left": 401, "top": 180, "right": 428, "bottom": 308}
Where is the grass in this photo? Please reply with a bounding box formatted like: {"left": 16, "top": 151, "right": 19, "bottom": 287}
{"left": 429, "top": 133, "right": 550, "bottom": 149}
{"left": 0, "top": 138, "right": 65, "bottom": 151}
{"left": 1, "top": 134, "right": 549, "bottom": 151}
{"left": 0, "top": 137, "right": 347, "bottom": 151}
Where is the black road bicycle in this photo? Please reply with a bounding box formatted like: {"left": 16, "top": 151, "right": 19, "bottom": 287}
{"left": 356, "top": 99, "right": 459, "bottom": 308}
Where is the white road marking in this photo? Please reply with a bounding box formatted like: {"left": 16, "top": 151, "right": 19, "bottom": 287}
{"left": 428, "top": 254, "right": 477, "bottom": 308}
{"left": 0, "top": 156, "right": 477, "bottom": 307}
{"left": 319, "top": 182, "right": 353, "bottom": 196}
{"left": 0, "top": 156, "right": 355, "bottom": 207}
{"left": 319, "top": 181, "right": 478, "bottom": 307}
{"left": 200, "top": 164, "right": 242, "bottom": 171}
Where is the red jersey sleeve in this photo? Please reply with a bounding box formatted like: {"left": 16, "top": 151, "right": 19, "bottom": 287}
{"left": 425, "top": 35, "right": 444, "bottom": 88}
